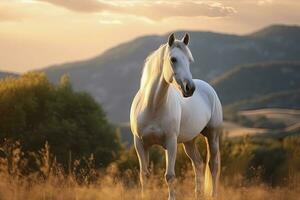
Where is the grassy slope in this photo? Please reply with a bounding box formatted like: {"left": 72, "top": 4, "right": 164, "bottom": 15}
{"left": 212, "top": 62, "right": 300, "bottom": 109}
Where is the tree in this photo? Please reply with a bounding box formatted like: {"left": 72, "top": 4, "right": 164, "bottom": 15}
{"left": 0, "top": 72, "right": 122, "bottom": 168}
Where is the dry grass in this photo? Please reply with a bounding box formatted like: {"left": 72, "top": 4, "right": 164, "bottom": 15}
{"left": 0, "top": 171, "right": 299, "bottom": 200}
{"left": 0, "top": 141, "right": 299, "bottom": 200}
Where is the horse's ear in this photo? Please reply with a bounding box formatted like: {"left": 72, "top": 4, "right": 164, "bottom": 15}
{"left": 182, "top": 33, "right": 189, "bottom": 45}
{"left": 168, "top": 33, "right": 175, "bottom": 46}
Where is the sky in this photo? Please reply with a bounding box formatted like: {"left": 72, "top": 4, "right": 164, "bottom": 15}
{"left": 0, "top": 0, "right": 299, "bottom": 73}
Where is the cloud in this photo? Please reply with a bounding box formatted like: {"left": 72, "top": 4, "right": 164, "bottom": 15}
{"left": 37, "top": 0, "right": 112, "bottom": 12}
{"left": 99, "top": 19, "right": 122, "bottom": 25}
{"left": 117, "top": 1, "right": 237, "bottom": 20}
{"left": 36, "top": 0, "right": 236, "bottom": 20}
{"left": 257, "top": 0, "right": 274, "bottom": 5}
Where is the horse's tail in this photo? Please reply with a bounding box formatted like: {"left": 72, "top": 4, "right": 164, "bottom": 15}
{"left": 204, "top": 137, "right": 213, "bottom": 197}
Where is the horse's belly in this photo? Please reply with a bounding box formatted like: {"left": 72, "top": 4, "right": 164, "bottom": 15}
{"left": 178, "top": 121, "right": 208, "bottom": 142}
{"left": 178, "top": 118, "right": 208, "bottom": 143}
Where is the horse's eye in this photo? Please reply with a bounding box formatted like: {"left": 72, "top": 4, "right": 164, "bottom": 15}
{"left": 170, "top": 57, "right": 177, "bottom": 64}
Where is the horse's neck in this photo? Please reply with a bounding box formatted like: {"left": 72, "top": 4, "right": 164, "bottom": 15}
{"left": 143, "top": 71, "right": 169, "bottom": 112}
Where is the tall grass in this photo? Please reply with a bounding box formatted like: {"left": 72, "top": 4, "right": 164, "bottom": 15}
{"left": 0, "top": 139, "right": 299, "bottom": 200}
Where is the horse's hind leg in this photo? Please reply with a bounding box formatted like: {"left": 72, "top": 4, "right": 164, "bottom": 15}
{"left": 203, "top": 127, "right": 221, "bottom": 197}
{"left": 134, "top": 135, "right": 149, "bottom": 198}
{"left": 183, "top": 138, "right": 204, "bottom": 199}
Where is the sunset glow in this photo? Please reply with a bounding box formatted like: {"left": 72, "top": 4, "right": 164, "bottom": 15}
{"left": 0, "top": 0, "right": 299, "bottom": 72}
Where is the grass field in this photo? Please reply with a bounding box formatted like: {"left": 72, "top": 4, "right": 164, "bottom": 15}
{"left": 0, "top": 140, "right": 299, "bottom": 200}
{"left": 239, "top": 108, "right": 300, "bottom": 127}
{"left": 0, "top": 171, "right": 299, "bottom": 200}
{"left": 222, "top": 121, "right": 267, "bottom": 138}
{"left": 1, "top": 108, "right": 300, "bottom": 200}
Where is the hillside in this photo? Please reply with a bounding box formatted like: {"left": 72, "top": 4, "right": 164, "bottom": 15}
{"left": 0, "top": 71, "right": 17, "bottom": 79}
{"left": 42, "top": 25, "right": 300, "bottom": 123}
{"left": 213, "top": 62, "right": 300, "bottom": 110}
{"left": 239, "top": 108, "right": 300, "bottom": 127}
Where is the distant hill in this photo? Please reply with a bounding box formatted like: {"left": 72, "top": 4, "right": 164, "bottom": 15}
{"left": 249, "top": 24, "right": 300, "bottom": 40}
{"left": 213, "top": 62, "right": 300, "bottom": 110}
{"left": 42, "top": 24, "right": 300, "bottom": 123}
{"left": 0, "top": 71, "right": 17, "bottom": 79}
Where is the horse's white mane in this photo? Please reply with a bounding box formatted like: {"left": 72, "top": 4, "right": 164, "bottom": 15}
{"left": 140, "top": 41, "right": 194, "bottom": 90}
{"left": 140, "top": 44, "right": 168, "bottom": 90}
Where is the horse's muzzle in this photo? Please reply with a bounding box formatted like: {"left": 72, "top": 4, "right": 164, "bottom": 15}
{"left": 182, "top": 81, "right": 195, "bottom": 98}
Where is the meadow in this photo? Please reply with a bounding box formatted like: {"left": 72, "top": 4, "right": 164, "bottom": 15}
{"left": 0, "top": 137, "right": 299, "bottom": 200}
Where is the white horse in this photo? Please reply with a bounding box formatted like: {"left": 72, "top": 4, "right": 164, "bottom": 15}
{"left": 130, "top": 33, "right": 223, "bottom": 200}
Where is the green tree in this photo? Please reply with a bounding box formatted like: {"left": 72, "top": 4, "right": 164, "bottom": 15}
{"left": 0, "top": 72, "right": 121, "bottom": 168}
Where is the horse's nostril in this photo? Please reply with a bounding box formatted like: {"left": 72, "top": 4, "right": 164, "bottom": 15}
{"left": 186, "top": 84, "right": 190, "bottom": 92}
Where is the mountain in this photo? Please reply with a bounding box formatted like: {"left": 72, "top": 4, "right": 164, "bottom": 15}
{"left": 213, "top": 62, "right": 300, "bottom": 111}
{"left": 43, "top": 24, "right": 300, "bottom": 123}
{"left": 249, "top": 24, "right": 300, "bottom": 40}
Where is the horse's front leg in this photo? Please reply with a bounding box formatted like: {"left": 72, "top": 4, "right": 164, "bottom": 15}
{"left": 165, "top": 135, "right": 177, "bottom": 200}
{"left": 183, "top": 139, "right": 204, "bottom": 199}
{"left": 134, "top": 135, "right": 149, "bottom": 198}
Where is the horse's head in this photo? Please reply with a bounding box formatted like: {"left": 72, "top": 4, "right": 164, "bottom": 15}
{"left": 163, "top": 33, "right": 195, "bottom": 98}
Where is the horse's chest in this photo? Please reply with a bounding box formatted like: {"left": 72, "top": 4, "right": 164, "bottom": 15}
{"left": 138, "top": 120, "right": 165, "bottom": 144}
{"left": 136, "top": 112, "right": 178, "bottom": 147}
{"left": 139, "top": 123, "right": 166, "bottom": 146}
